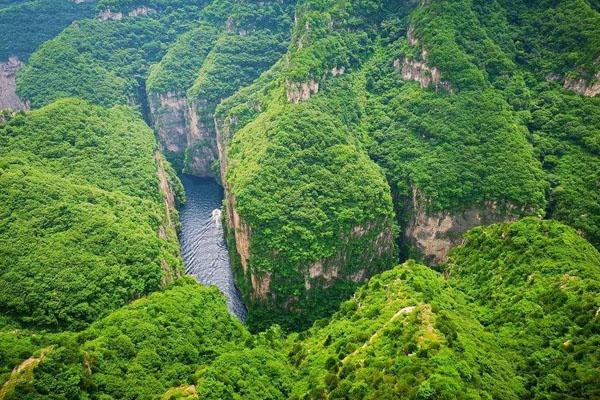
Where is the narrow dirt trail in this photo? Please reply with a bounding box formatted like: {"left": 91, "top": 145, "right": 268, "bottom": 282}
{"left": 341, "top": 305, "right": 416, "bottom": 364}
{"left": 0, "top": 346, "right": 53, "bottom": 400}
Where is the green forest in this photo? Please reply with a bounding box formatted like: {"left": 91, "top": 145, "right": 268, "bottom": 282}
{"left": 0, "top": 0, "right": 599, "bottom": 398}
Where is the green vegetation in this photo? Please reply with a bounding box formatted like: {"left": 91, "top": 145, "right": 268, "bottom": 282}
{"left": 227, "top": 103, "right": 396, "bottom": 331}
{"left": 289, "top": 261, "right": 525, "bottom": 400}
{"left": 146, "top": 24, "right": 220, "bottom": 95}
{"left": 0, "top": 0, "right": 96, "bottom": 61}
{"left": 448, "top": 218, "right": 600, "bottom": 399}
{"left": 0, "top": 99, "right": 181, "bottom": 331}
{"left": 16, "top": 1, "right": 211, "bottom": 108}
{"left": 7, "top": 280, "right": 251, "bottom": 399}
{"left": 1, "top": 1, "right": 600, "bottom": 398}
{"left": 11, "top": 217, "right": 597, "bottom": 399}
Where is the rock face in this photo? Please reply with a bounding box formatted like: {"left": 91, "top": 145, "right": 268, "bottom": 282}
{"left": 147, "top": 92, "right": 188, "bottom": 155}
{"left": 97, "top": 9, "right": 123, "bottom": 21}
{"left": 0, "top": 57, "right": 29, "bottom": 111}
{"left": 546, "top": 70, "right": 600, "bottom": 97}
{"left": 564, "top": 71, "right": 600, "bottom": 97}
{"left": 98, "top": 7, "right": 156, "bottom": 21}
{"left": 394, "top": 56, "right": 453, "bottom": 92}
{"left": 146, "top": 92, "right": 218, "bottom": 177}
{"left": 215, "top": 111, "right": 395, "bottom": 320}
{"left": 154, "top": 151, "right": 183, "bottom": 286}
{"left": 395, "top": 24, "right": 453, "bottom": 92}
{"left": 286, "top": 80, "right": 319, "bottom": 103}
{"left": 302, "top": 220, "right": 394, "bottom": 291}
{"left": 405, "top": 187, "right": 522, "bottom": 264}
{"left": 184, "top": 100, "right": 219, "bottom": 177}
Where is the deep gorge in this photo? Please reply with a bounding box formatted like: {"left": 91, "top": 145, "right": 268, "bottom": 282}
{"left": 178, "top": 174, "right": 247, "bottom": 321}
{"left": 0, "top": 0, "right": 599, "bottom": 398}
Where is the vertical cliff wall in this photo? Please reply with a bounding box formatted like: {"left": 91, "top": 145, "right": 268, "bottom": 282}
{"left": 0, "top": 57, "right": 29, "bottom": 111}
{"left": 144, "top": 2, "right": 292, "bottom": 177}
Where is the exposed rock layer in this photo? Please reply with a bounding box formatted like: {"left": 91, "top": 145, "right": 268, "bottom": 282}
{"left": 147, "top": 92, "right": 218, "bottom": 177}
{"left": 286, "top": 80, "right": 319, "bottom": 103}
{"left": 394, "top": 57, "right": 453, "bottom": 92}
{"left": 154, "top": 151, "right": 182, "bottom": 286}
{"left": 98, "top": 7, "right": 155, "bottom": 21}
{"left": 564, "top": 72, "right": 600, "bottom": 97}
{"left": 0, "top": 57, "right": 29, "bottom": 111}
{"left": 148, "top": 92, "right": 188, "bottom": 154}
{"left": 405, "top": 187, "right": 522, "bottom": 264}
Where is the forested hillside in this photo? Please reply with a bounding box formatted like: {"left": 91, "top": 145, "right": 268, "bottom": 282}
{"left": 4, "top": 218, "right": 597, "bottom": 399}
{"left": 0, "top": 0, "right": 599, "bottom": 398}
{"left": 0, "top": 0, "right": 96, "bottom": 62}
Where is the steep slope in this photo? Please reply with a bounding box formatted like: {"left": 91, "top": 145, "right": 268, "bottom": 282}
{"left": 16, "top": 0, "right": 212, "bottom": 108}
{"left": 447, "top": 218, "right": 600, "bottom": 399}
{"left": 289, "top": 261, "right": 525, "bottom": 400}
{"left": 9, "top": 0, "right": 600, "bottom": 340}
{"left": 146, "top": 0, "right": 295, "bottom": 176}
{"left": 0, "top": 0, "right": 96, "bottom": 111}
{"left": 474, "top": 0, "right": 600, "bottom": 248}
{"left": 0, "top": 99, "right": 183, "bottom": 331}
{"left": 0, "top": 0, "right": 96, "bottom": 62}
{"left": 2, "top": 218, "right": 598, "bottom": 399}
{"left": 213, "top": 0, "right": 545, "bottom": 329}
{"left": 5, "top": 280, "right": 253, "bottom": 399}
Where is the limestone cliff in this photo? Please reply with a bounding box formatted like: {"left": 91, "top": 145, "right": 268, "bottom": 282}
{"left": 0, "top": 57, "right": 29, "bottom": 111}
{"left": 184, "top": 100, "right": 219, "bottom": 177}
{"left": 394, "top": 25, "right": 453, "bottom": 92}
{"left": 154, "top": 151, "right": 184, "bottom": 286}
{"left": 97, "top": 7, "right": 156, "bottom": 21}
{"left": 146, "top": 91, "right": 218, "bottom": 177}
{"left": 546, "top": 68, "right": 600, "bottom": 97}
{"left": 405, "top": 187, "right": 524, "bottom": 264}
{"left": 215, "top": 107, "right": 396, "bottom": 327}
{"left": 286, "top": 79, "right": 319, "bottom": 103}
{"left": 563, "top": 71, "right": 600, "bottom": 97}
{"left": 147, "top": 91, "right": 188, "bottom": 156}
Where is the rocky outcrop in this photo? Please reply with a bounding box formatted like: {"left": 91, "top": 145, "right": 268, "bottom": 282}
{"left": 146, "top": 92, "right": 218, "bottom": 177}
{"left": 250, "top": 272, "right": 272, "bottom": 300}
{"left": 563, "top": 71, "right": 600, "bottom": 97}
{"left": 227, "top": 194, "right": 252, "bottom": 274}
{"left": 147, "top": 92, "right": 188, "bottom": 155}
{"left": 331, "top": 66, "right": 345, "bottom": 76}
{"left": 97, "top": 9, "right": 123, "bottom": 21}
{"left": 129, "top": 7, "right": 155, "bottom": 17}
{"left": 303, "top": 221, "right": 394, "bottom": 290}
{"left": 396, "top": 25, "right": 453, "bottom": 92}
{"left": 0, "top": 57, "right": 29, "bottom": 111}
{"left": 546, "top": 70, "right": 600, "bottom": 97}
{"left": 154, "top": 151, "right": 182, "bottom": 286}
{"left": 405, "top": 187, "right": 522, "bottom": 264}
{"left": 184, "top": 101, "right": 219, "bottom": 177}
{"left": 286, "top": 79, "right": 319, "bottom": 103}
{"left": 98, "top": 7, "right": 156, "bottom": 21}
{"left": 394, "top": 57, "right": 452, "bottom": 92}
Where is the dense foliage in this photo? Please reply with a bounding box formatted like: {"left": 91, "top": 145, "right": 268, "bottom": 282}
{"left": 227, "top": 103, "right": 396, "bottom": 331}
{"left": 0, "top": 99, "right": 181, "bottom": 331}
{"left": 10, "top": 217, "right": 597, "bottom": 399}
{"left": 0, "top": 0, "right": 95, "bottom": 61}
{"left": 1, "top": 1, "right": 600, "bottom": 398}
{"left": 16, "top": 0, "right": 211, "bottom": 108}
{"left": 8, "top": 280, "right": 252, "bottom": 399}
{"left": 448, "top": 218, "right": 600, "bottom": 399}
{"left": 289, "top": 261, "right": 525, "bottom": 400}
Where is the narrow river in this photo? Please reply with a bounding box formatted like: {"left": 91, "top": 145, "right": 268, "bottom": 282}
{"left": 178, "top": 174, "right": 247, "bottom": 321}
